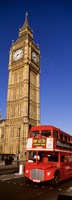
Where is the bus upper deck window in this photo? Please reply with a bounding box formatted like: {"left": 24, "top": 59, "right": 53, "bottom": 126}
{"left": 70, "top": 137, "right": 72, "bottom": 143}
{"left": 54, "top": 131, "right": 58, "bottom": 138}
{"left": 67, "top": 137, "right": 70, "bottom": 142}
{"left": 30, "top": 131, "right": 39, "bottom": 137}
{"left": 64, "top": 135, "right": 67, "bottom": 141}
{"left": 60, "top": 133, "right": 63, "bottom": 140}
{"left": 42, "top": 130, "right": 51, "bottom": 137}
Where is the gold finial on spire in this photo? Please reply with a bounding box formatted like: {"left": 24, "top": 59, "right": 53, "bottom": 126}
{"left": 25, "top": 11, "right": 28, "bottom": 19}
{"left": 24, "top": 11, "right": 28, "bottom": 27}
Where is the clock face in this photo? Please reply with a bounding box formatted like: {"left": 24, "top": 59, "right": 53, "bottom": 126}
{"left": 32, "top": 51, "right": 38, "bottom": 63}
{"left": 13, "top": 49, "right": 23, "bottom": 61}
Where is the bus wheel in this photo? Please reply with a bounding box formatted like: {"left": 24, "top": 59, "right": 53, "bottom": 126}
{"left": 52, "top": 171, "right": 60, "bottom": 187}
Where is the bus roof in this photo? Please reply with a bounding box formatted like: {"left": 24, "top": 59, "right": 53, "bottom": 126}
{"left": 30, "top": 125, "right": 72, "bottom": 137}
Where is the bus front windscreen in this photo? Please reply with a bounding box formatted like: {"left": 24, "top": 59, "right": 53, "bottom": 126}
{"left": 27, "top": 151, "right": 44, "bottom": 162}
{"left": 27, "top": 151, "right": 58, "bottom": 163}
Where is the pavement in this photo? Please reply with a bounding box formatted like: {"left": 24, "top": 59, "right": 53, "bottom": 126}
{"left": 0, "top": 164, "right": 19, "bottom": 175}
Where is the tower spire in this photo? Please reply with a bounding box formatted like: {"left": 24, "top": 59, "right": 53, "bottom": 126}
{"left": 19, "top": 12, "right": 33, "bottom": 39}
{"left": 23, "top": 11, "right": 29, "bottom": 28}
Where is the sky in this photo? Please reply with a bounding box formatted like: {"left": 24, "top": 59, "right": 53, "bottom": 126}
{"left": 0, "top": 0, "right": 72, "bottom": 134}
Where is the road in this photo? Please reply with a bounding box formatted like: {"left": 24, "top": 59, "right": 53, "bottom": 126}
{"left": 0, "top": 173, "right": 72, "bottom": 200}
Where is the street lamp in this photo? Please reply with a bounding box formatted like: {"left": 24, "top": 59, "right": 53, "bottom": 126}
{"left": 18, "top": 127, "right": 21, "bottom": 165}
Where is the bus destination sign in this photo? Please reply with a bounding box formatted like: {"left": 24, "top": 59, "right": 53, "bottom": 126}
{"left": 33, "top": 138, "right": 46, "bottom": 147}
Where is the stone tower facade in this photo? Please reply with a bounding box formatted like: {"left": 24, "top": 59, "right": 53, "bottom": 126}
{"left": 5, "top": 13, "right": 40, "bottom": 159}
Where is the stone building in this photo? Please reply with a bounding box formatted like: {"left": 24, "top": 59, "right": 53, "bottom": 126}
{"left": 0, "top": 120, "right": 6, "bottom": 153}
{"left": 5, "top": 13, "right": 40, "bottom": 159}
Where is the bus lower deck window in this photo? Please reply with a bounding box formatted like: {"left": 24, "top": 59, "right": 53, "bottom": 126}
{"left": 61, "top": 155, "right": 68, "bottom": 162}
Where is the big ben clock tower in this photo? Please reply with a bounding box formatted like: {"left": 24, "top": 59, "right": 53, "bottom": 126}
{"left": 5, "top": 13, "right": 40, "bottom": 158}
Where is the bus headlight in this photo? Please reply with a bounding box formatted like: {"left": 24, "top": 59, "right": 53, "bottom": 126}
{"left": 47, "top": 172, "right": 51, "bottom": 176}
{"left": 26, "top": 170, "right": 29, "bottom": 173}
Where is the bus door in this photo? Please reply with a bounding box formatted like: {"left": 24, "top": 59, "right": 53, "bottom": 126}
{"left": 60, "top": 154, "right": 70, "bottom": 180}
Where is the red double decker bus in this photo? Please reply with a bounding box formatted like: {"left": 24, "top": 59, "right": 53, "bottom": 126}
{"left": 24, "top": 125, "right": 72, "bottom": 186}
